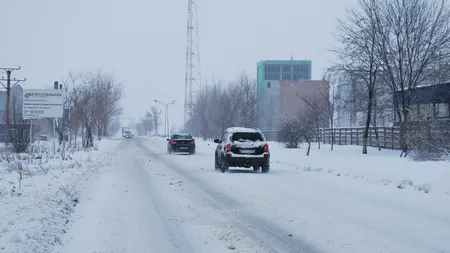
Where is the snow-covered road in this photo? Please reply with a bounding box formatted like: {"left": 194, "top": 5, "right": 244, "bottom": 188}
{"left": 54, "top": 137, "right": 450, "bottom": 253}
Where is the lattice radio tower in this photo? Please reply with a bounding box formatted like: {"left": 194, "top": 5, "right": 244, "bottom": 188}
{"left": 184, "top": 0, "right": 201, "bottom": 125}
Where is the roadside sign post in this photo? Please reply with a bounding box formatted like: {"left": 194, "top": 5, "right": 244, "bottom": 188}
{"left": 29, "top": 119, "right": 32, "bottom": 163}
{"left": 53, "top": 119, "right": 56, "bottom": 155}
{"left": 22, "top": 89, "right": 63, "bottom": 161}
{"left": 22, "top": 89, "right": 63, "bottom": 119}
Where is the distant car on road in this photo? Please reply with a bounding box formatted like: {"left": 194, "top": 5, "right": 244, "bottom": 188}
{"left": 167, "top": 133, "right": 196, "bottom": 154}
{"left": 123, "top": 131, "right": 133, "bottom": 139}
{"left": 214, "top": 127, "right": 270, "bottom": 173}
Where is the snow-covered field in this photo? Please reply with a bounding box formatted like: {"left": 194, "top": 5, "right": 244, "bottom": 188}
{"left": 3, "top": 136, "right": 449, "bottom": 253}
{"left": 0, "top": 139, "right": 121, "bottom": 253}
{"left": 265, "top": 142, "right": 450, "bottom": 196}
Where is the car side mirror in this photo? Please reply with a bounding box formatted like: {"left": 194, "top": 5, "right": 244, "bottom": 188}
{"left": 213, "top": 139, "right": 220, "bottom": 143}
{"left": 166, "top": 139, "right": 170, "bottom": 141}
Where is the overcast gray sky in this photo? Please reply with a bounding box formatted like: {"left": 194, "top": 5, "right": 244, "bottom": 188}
{"left": 1, "top": 0, "right": 357, "bottom": 130}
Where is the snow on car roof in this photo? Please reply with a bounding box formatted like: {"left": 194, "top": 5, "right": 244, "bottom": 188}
{"left": 226, "top": 127, "right": 261, "bottom": 134}
{"left": 172, "top": 133, "right": 191, "bottom": 136}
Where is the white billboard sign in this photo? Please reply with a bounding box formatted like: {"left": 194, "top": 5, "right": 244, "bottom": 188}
{"left": 22, "top": 89, "right": 63, "bottom": 119}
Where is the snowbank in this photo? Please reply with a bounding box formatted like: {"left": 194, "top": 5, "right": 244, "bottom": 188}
{"left": 0, "top": 139, "right": 120, "bottom": 253}
{"left": 196, "top": 139, "right": 450, "bottom": 196}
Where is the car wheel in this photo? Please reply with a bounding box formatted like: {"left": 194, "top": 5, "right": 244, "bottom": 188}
{"left": 253, "top": 166, "right": 261, "bottom": 172}
{"left": 261, "top": 166, "right": 270, "bottom": 173}
{"left": 220, "top": 164, "right": 229, "bottom": 173}
{"left": 220, "top": 156, "right": 229, "bottom": 173}
{"left": 214, "top": 155, "right": 220, "bottom": 170}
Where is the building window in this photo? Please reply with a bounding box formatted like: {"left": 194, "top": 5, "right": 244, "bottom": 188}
{"left": 267, "top": 82, "right": 271, "bottom": 88}
{"left": 434, "top": 102, "right": 449, "bottom": 118}
{"left": 264, "top": 64, "right": 281, "bottom": 80}
{"left": 293, "top": 65, "right": 310, "bottom": 80}
{"left": 282, "top": 65, "right": 291, "bottom": 80}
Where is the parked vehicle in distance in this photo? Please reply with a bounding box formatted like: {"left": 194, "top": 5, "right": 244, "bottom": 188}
{"left": 214, "top": 127, "right": 270, "bottom": 173}
{"left": 167, "top": 133, "right": 196, "bottom": 154}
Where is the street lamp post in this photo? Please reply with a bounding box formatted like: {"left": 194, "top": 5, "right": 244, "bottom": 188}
{"left": 154, "top": 100, "right": 175, "bottom": 138}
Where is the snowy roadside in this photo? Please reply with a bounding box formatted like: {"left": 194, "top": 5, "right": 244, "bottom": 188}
{"left": 193, "top": 138, "right": 450, "bottom": 196}
{"left": 149, "top": 137, "right": 450, "bottom": 253}
{"left": 0, "top": 138, "right": 120, "bottom": 253}
{"left": 270, "top": 142, "right": 450, "bottom": 196}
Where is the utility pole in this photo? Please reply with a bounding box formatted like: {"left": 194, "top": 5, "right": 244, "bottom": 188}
{"left": 0, "top": 67, "right": 26, "bottom": 144}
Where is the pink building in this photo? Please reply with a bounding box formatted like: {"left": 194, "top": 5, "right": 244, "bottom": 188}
{"left": 279, "top": 80, "right": 330, "bottom": 123}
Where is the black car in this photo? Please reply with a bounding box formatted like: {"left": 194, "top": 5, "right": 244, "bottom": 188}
{"left": 167, "top": 134, "right": 196, "bottom": 154}
{"left": 214, "top": 127, "right": 270, "bottom": 173}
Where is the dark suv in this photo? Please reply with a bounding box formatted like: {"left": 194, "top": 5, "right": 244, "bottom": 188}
{"left": 167, "top": 133, "right": 196, "bottom": 154}
{"left": 214, "top": 127, "right": 270, "bottom": 173}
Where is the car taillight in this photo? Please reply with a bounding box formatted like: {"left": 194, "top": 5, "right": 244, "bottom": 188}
{"left": 171, "top": 141, "right": 177, "bottom": 144}
{"left": 190, "top": 141, "right": 195, "bottom": 144}
{"left": 225, "top": 143, "right": 231, "bottom": 152}
{"left": 264, "top": 143, "right": 269, "bottom": 153}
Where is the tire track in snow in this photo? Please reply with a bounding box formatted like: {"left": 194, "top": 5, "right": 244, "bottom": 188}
{"left": 131, "top": 151, "right": 196, "bottom": 253}
{"left": 136, "top": 139, "right": 323, "bottom": 253}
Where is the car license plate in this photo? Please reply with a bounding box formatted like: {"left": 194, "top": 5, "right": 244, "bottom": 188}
{"left": 240, "top": 149, "right": 255, "bottom": 154}
{"left": 180, "top": 147, "right": 188, "bottom": 149}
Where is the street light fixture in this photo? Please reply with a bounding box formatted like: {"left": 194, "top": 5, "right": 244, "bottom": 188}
{"left": 154, "top": 99, "right": 175, "bottom": 138}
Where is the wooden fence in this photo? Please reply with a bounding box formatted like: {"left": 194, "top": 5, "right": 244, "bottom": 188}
{"left": 320, "top": 127, "right": 402, "bottom": 149}
{"left": 262, "top": 127, "right": 402, "bottom": 148}
{"left": 262, "top": 131, "right": 277, "bottom": 142}
{"left": 263, "top": 121, "right": 450, "bottom": 151}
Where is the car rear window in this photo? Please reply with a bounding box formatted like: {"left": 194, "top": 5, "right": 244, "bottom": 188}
{"left": 173, "top": 134, "right": 192, "bottom": 139}
{"left": 231, "top": 132, "right": 263, "bottom": 142}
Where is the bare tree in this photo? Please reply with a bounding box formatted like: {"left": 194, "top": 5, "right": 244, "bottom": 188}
{"left": 9, "top": 96, "right": 40, "bottom": 153}
{"left": 71, "top": 84, "right": 96, "bottom": 148}
{"left": 277, "top": 120, "right": 302, "bottom": 149}
{"left": 135, "top": 121, "right": 144, "bottom": 136}
{"left": 374, "top": 0, "right": 450, "bottom": 155}
{"left": 107, "top": 117, "right": 122, "bottom": 137}
{"left": 149, "top": 106, "right": 162, "bottom": 135}
{"left": 277, "top": 110, "right": 315, "bottom": 155}
{"left": 136, "top": 115, "right": 153, "bottom": 136}
{"left": 81, "top": 71, "right": 123, "bottom": 139}
{"left": 297, "top": 110, "right": 316, "bottom": 156}
{"left": 333, "top": 0, "right": 381, "bottom": 154}
{"left": 232, "top": 74, "right": 258, "bottom": 128}
{"left": 184, "top": 73, "right": 259, "bottom": 140}
{"left": 185, "top": 83, "right": 214, "bottom": 139}
{"left": 370, "top": 74, "right": 394, "bottom": 150}
{"left": 322, "top": 70, "right": 343, "bottom": 151}
{"left": 63, "top": 70, "right": 123, "bottom": 148}
{"left": 141, "top": 111, "right": 154, "bottom": 136}
{"left": 299, "top": 88, "right": 329, "bottom": 150}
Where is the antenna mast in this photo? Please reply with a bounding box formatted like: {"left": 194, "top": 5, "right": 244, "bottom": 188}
{"left": 184, "top": 0, "right": 201, "bottom": 125}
